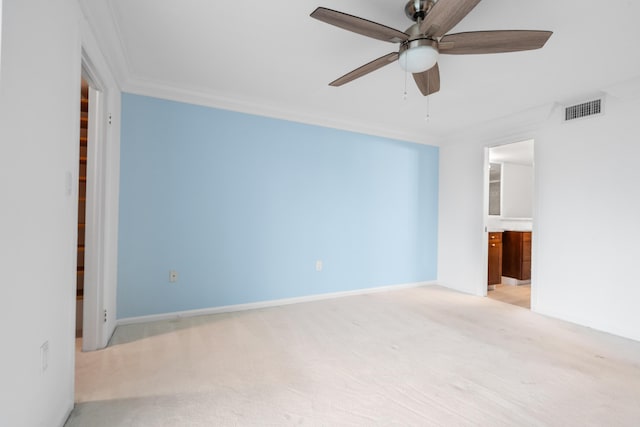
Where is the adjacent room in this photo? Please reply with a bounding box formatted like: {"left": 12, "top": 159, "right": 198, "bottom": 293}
{"left": 486, "top": 139, "right": 534, "bottom": 309}
{"left": 2, "top": 0, "right": 640, "bottom": 426}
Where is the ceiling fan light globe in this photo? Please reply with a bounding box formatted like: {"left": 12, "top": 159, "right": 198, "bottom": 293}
{"left": 399, "top": 44, "right": 439, "bottom": 73}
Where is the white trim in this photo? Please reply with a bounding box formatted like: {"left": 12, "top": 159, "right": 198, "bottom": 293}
{"left": 122, "top": 77, "right": 441, "bottom": 146}
{"left": 533, "top": 306, "right": 640, "bottom": 343}
{"left": 483, "top": 138, "right": 537, "bottom": 304}
{"left": 80, "top": 77, "right": 105, "bottom": 352}
{"left": 57, "top": 404, "right": 74, "bottom": 427}
{"left": 481, "top": 147, "right": 491, "bottom": 298}
{"left": 118, "top": 281, "right": 436, "bottom": 326}
{"left": 604, "top": 75, "right": 640, "bottom": 101}
{"left": 77, "top": 0, "right": 129, "bottom": 87}
{"left": 444, "top": 104, "right": 552, "bottom": 145}
{"left": 79, "top": 12, "right": 122, "bottom": 350}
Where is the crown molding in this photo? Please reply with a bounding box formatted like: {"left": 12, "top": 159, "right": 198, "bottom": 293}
{"left": 122, "top": 76, "right": 445, "bottom": 146}
{"left": 77, "top": 0, "right": 133, "bottom": 89}
{"left": 442, "top": 102, "right": 555, "bottom": 146}
{"left": 604, "top": 75, "right": 640, "bottom": 101}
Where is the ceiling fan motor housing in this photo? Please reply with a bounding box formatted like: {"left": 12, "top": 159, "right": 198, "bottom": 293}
{"left": 400, "top": 38, "right": 438, "bottom": 54}
{"left": 405, "top": 0, "right": 436, "bottom": 22}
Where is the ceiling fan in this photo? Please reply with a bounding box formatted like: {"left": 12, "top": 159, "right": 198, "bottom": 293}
{"left": 311, "top": 0, "right": 552, "bottom": 96}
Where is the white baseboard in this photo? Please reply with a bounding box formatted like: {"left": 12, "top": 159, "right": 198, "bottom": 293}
{"left": 501, "top": 276, "right": 531, "bottom": 286}
{"left": 117, "top": 281, "right": 436, "bottom": 326}
{"left": 58, "top": 402, "right": 74, "bottom": 427}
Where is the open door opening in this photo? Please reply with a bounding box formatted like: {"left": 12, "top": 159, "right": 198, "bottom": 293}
{"left": 77, "top": 61, "right": 106, "bottom": 352}
{"left": 76, "top": 79, "right": 89, "bottom": 339}
{"left": 484, "top": 140, "right": 534, "bottom": 309}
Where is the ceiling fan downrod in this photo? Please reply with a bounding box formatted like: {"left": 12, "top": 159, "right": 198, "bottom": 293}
{"left": 405, "top": 0, "right": 436, "bottom": 22}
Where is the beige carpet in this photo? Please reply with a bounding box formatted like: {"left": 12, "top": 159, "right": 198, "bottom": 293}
{"left": 67, "top": 286, "right": 640, "bottom": 426}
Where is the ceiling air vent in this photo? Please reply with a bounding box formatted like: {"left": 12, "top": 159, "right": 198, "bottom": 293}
{"left": 564, "top": 99, "right": 602, "bottom": 121}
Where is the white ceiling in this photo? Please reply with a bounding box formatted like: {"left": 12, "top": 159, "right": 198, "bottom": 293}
{"left": 80, "top": 0, "right": 640, "bottom": 144}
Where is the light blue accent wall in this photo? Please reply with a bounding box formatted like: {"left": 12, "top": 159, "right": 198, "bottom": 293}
{"left": 118, "top": 94, "right": 439, "bottom": 318}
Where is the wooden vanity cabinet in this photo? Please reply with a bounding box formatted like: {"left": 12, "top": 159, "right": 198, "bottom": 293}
{"left": 502, "top": 231, "right": 532, "bottom": 281}
{"left": 487, "top": 232, "right": 503, "bottom": 287}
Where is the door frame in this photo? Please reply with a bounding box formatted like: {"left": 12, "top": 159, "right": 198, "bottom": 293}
{"left": 481, "top": 139, "right": 536, "bottom": 303}
{"left": 80, "top": 52, "right": 107, "bottom": 351}
{"left": 480, "top": 147, "right": 491, "bottom": 297}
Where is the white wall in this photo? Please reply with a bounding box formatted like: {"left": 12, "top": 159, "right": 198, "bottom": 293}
{"left": 438, "top": 97, "right": 640, "bottom": 342}
{"left": 0, "top": 0, "right": 120, "bottom": 425}
{"left": 501, "top": 162, "right": 533, "bottom": 219}
{"left": 0, "top": 0, "right": 80, "bottom": 425}
{"left": 534, "top": 98, "right": 640, "bottom": 341}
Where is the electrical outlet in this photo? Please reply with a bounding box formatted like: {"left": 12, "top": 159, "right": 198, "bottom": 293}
{"left": 169, "top": 270, "right": 178, "bottom": 283}
{"left": 315, "top": 260, "right": 323, "bottom": 272}
{"left": 41, "top": 341, "right": 49, "bottom": 373}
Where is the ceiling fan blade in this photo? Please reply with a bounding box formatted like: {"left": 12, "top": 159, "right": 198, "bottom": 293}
{"left": 329, "top": 52, "right": 399, "bottom": 87}
{"left": 439, "top": 30, "right": 553, "bottom": 54}
{"left": 413, "top": 64, "right": 441, "bottom": 96}
{"left": 419, "top": 0, "right": 481, "bottom": 38}
{"left": 311, "top": 7, "right": 409, "bottom": 43}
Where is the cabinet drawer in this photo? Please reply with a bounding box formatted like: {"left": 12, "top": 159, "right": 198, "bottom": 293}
{"left": 488, "top": 239, "right": 502, "bottom": 286}
{"left": 488, "top": 232, "right": 502, "bottom": 242}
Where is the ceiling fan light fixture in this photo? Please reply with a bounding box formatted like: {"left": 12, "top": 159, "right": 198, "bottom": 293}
{"left": 399, "top": 40, "right": 439, "bottom": 73}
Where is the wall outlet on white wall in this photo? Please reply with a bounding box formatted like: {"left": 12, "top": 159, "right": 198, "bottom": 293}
{"left": 169, "top": 270, "right": 178, "bottom": 283}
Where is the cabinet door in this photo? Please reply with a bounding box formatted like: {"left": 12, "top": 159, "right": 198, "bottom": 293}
{"left": 521, "top": 232, "right": 532, "bottom": 280}
{"left": 488, "top": 233, "right": 502, "bottom": 285}
{"left": 502, "top": 231, "right": 520, "bottom": 278}
{"left": 502, "top": 231, "right": 532, "bottom": 280}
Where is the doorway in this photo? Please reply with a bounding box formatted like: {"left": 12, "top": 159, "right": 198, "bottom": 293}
{"left": 484, "top": 140, "right": 534, "bottom": 309}
{"left": 77, "top": 60, "right": 106, "bottom": 351}
{"left": 76, "top": 78, "right": 89, "bottom": 338}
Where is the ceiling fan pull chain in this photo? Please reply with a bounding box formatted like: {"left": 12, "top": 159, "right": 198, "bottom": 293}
{"left": 403, "top": 59, "right": 409, "bottom": 100}
{"left": 425, "top": 95, "right": 431, "bottom": 121}
{"left": 404, "top": 72, "right": 409, "bottom": 100}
